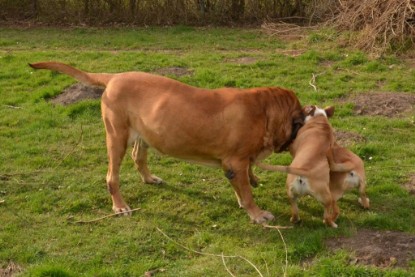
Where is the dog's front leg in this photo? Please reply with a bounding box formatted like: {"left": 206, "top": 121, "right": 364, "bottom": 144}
{"left": 321, "top": 197, "right": 338, "bottom": 228}
{"left": 223, "top": 159, "right": 274, "bottom": 224}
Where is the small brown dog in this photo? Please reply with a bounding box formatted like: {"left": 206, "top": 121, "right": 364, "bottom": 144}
{"left": 329, "top": 142, "right": 370, "bottom": 222}
{"left": 258, "top": 105, "right": 369, "bottom": 227}
{"left": 29, "top": 61, "right": 305, "bottom": 224}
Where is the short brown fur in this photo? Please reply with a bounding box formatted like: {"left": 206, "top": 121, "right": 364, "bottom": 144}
{"left": 257, "top": 106, "right": 369, "bottom": 227}
{"left": 29, "top": 61, "right": 304, "bottom": 223}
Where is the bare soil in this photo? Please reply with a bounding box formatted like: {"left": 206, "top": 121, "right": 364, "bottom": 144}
{"left": 226, "top": 57, "right": 258, "bottom": 64}
{"left": 276, "top": 49, "right": 306, "bottom": 57}
{"left": 325, "top": 229, "right": 415, "bottom": 268}
{"left": 153, "top": 67, "right": 193, "bottom": 77}
{"left": 49, "top": 66, "right": 193, "bottom": 106}
{"left": 405, "top": 174, "right": 415, "bottom": 195}
{"left": 50, "top": 83, "right": 104, "bottom": 106}
{"left": 347, "top": 92, "right": 415, "bottom": 117}
{"left": 334, "top": 130, "right": 366, "bottom": 147}
{"left": 0, "top": 262, "right": 22, "bottom": 277}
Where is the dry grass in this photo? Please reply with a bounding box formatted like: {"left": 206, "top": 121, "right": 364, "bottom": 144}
{"left": 332, "top": 0, "right": 415, "bottom": 54}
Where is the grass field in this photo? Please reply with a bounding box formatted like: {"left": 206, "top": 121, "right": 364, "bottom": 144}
{"left": 0, "top": 26, "right": 414, "bottom": 276}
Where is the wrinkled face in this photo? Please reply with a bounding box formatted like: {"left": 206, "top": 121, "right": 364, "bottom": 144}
{"left": 303, "top": 105, "right": 335, "bottom": 122}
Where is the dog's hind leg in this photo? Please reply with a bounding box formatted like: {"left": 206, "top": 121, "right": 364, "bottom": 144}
{"left": 332, "top": 201, "right": 340, "bottom": 222}
{"left": 248, "top": 164, "right": 259, "bottom": 188}
{"left": 104, "top": 126, "right": 131, "bottom": 215}
{"left": 102, "top": 100, "right": 132, "bottom": 215}
{"left": 320, "top": 193, "right": 338, "bottom": 228}
{"left": 223, "top": 159, "right": 274, "bottom": 224}
{"left": 288, "top": 196, "right": 300, "bottom": 224}
{"left": 358, "top": 177, "right": 370, "bottom": 209}
{"left": 131, "top": 138, "right": 163, "bottom": 184}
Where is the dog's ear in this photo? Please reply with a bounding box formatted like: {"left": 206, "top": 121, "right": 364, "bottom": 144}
{"left": 303, "top": 105, "right": 316, "bottom": 116}
{"left": 324, "top": 106, "right": 335, "bottom": 118}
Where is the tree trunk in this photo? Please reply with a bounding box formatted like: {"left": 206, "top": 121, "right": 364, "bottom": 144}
{"left": 231, "top": 0, "right": 245, "bottom": 21}
{"left": 84, "top": 0, "right": 90, "bottom": 17}
{"left": 130, "top": 0, "right": 137, "bottom": 18}
{"left": 32, "top": 0, "right": 39, "bottom": 18}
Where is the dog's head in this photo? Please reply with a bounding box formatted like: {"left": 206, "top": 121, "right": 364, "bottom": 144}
{"left": 303, "top": 105, "right": 335, "bottom": 122}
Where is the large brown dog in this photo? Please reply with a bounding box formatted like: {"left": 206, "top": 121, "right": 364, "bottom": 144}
{"left": 258, "top": 106, "right": 369, "bottom": 227}
{"left": 29, "top": 61, "right": 304, "bottom": 223}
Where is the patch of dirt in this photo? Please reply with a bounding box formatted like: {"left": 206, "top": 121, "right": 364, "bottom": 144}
{"left": 335, "top": 130, "right": 366, "bottom": 147}
{"left": 404, "top": 174, "right": 415, "bottom": 195}
{"left": 319, "top": 60, "right": 335, "bottom": 68}
{"left": 0, "top": 261, "right": 23, "bottom": 277}
{"left": 278, "top": 49, "right": 306, "bottom": 57}
{"left": 407, "top": 58, "right": 415, "bottom": 68}
{"left": 154, "top": 67, "right": 193, "bottom": 77}
{"left": 326, "top": 229, "right": 415, "bottom": 268}
{"left": 226, "top": 57, "right": 258, "bottom": 64}
{"left": 50, "top": 83, "right": 104, "bottom": 106}
{"left": 348, "top": 93, "right": 415, "bottom": 117}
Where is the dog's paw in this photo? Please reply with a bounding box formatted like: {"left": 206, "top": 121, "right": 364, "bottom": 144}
{"left": 290, "top": 216, "right": 301, "bottom": 224}
{"left": 251, "top": 210, "right": 275, "bottom": 224}
{"left": 144, "top": 175, "right": 164, "bottom": 185}
{"left": 358, "top": 197, "right": 370, "bottom": 209}
{"left": 323, "top": 219, "right": 338, "bottom": 228}
{"left": 112, "top": 205, "right": 132, "bottom": 216}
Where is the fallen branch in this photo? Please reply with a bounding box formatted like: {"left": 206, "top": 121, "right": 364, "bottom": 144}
{"left": 73, "top": 207, "right": 141, "bottom": 224}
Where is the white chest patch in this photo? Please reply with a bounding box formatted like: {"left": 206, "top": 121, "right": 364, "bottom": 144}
{"left": 290, "top": 176, "right": 311, "bottom": 196}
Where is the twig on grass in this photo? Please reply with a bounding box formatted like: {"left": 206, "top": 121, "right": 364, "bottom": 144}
{"left": 309, "top": 72, "right": 325, "bottom": 92}
{"left": 262, "top": 224, "right": 291, "bottom": 277}
{"left": 261, "top": 224, "right": 293, "bottom": 230}
{"left": 144, "top": 268, "right": 166, "bottom": 277}
{"left": 309, "top": 73, "right": 317, "bottom": 91}
{"left": 51, "top": 125, "right": 84, "bottom": 171}
{"left": 221, "top": 253, "right": 236, "bottom": 277}
{"left": 3, "top": 105, "right": 23, "bottom": 109}
{"left": 156, "top": 227, "right": 264, "bottom": 277}
{"left": 73, "top": 207, "right": 141, "bottom": 224}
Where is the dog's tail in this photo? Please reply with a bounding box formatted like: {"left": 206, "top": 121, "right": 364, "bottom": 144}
{"left": 29, "top": 61, "right": 113, "bottom": 87}
{"left": 326, "top": 148, "right": 355, "bottom": 173}
{"left": 256, "top": 162, "right": 311, "bottom": 177}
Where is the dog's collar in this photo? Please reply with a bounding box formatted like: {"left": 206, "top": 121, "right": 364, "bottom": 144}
{"left": 279, "top": 121, "right": 302, "bottom": 152}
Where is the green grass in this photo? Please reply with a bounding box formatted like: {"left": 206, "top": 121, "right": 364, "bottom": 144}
{"left": 0, "top": 26, "right": 414, "bottom": 276}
